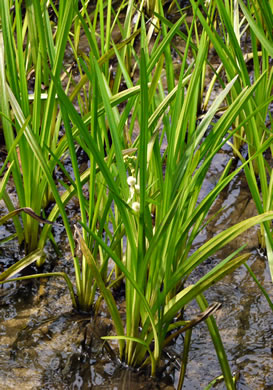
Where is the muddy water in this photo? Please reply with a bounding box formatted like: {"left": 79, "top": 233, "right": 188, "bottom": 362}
{"left": 0, "top": 145, "right": 273, "bottom": 389}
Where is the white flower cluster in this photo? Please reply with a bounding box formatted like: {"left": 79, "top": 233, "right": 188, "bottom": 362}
{"left": 127, "top": 176, "right": 140, "bottom": 213}
{"left": 124, "top": 155, "right": 137, "bottom": 175}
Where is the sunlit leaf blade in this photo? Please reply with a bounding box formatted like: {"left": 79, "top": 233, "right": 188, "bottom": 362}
{"left": 239, "top": 0, "right": 273, "bottom": 57}
{"left": 0, "top": 249, "right": 45, "bottom": 281}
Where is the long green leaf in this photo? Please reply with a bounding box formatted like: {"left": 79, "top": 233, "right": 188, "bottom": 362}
{"left": 196, "top": 294, "right": 235, "bottom": 390}
{"left": 239, "top": 0, "right": 273, "bottom": 57}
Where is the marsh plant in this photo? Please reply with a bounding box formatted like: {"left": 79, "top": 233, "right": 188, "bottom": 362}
{"left": 193, "top": 0, "right": 273, "bottom": 279}
{"left": 0, "top": 0, "right": 273, "bottom": 388}
{"left": 53, "top": 7, "right": 273, "bottom": 388}
{"left": 0, "top": 0, "right": 78, "bottom": 256}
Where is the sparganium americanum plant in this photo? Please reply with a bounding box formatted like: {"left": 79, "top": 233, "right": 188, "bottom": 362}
{"left": 0, "top": 0, "right": 273, "bottom": 388}
{"left": 57, "top": 5, "right": 273, "bottom": 388}
{"left": 0, "top": 0, "right": 76, "bottom": 257}
{"left": 191, "top": 0, "right": 273, "bottom": 281}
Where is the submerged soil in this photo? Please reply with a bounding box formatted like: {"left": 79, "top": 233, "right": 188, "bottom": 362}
{"left": 0, "top": 145, "right": 273, "bottom": 390}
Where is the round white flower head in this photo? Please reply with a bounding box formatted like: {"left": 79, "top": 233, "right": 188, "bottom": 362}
{"left": 132, "top": 202, "right": 140, "bottom": 212}
{"left": 135, "top": 184, "right": 140, "bottom": 193}
{"left": 127, "top": 176, "right": 136, "bottom": 187}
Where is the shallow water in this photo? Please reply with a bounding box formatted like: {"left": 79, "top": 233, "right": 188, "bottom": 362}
{"left": 1, "top": 145, "right": 273, "bottom": 389}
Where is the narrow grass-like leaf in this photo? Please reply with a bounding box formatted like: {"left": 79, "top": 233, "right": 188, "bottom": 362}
{"left": 239, "top": 0, "right": 273, "bottom": 57}
{"left": 0, "top": 272, "right": 77, "bottom": 307}
{"left": 74, "top": 226, "right": 125, "bottom": 355}
{"left": 196, "top": 294, "right": 235, "bottom": 390}
{"left": 0, "top": 162, "right": 13, "bottom": 198}
{"left": 0, "top": 249, "right": 45, "bottom": 281}
{"left": 0, "top": 207, "right": 53, "bottom": 226}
